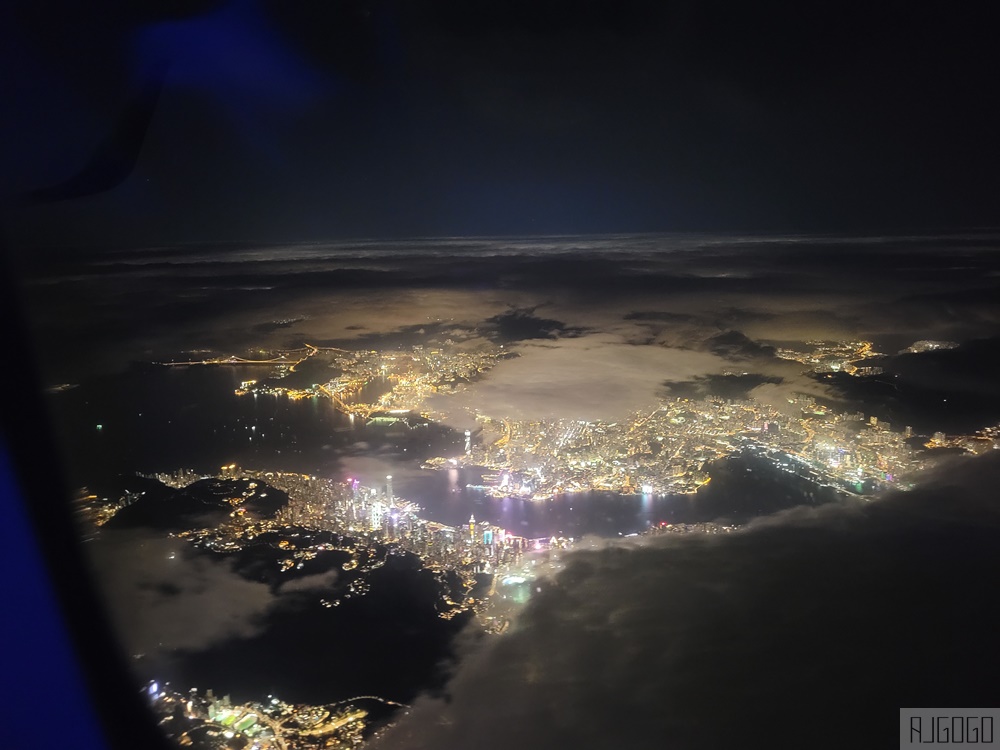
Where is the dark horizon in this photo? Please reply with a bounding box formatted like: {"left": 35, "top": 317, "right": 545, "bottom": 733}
{"left": 13, "top": 226, "right": 1000, "bottom": 258}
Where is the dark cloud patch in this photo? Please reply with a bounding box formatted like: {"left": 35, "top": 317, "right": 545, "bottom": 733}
{"left": 481, "top": 307, "right": 588, "bottom": 344}
{"left": 250, "top": 316, "right": 305, "bottom": 334}
{"left": 713, "top": 306, "right": 776, "bottom": 326}
{"left": 149, "top": 582, "right": 182, "bottom": 597}
{"left": 623, "top": 311, "right": 698, "bottom": 323}
{"left": 375, "top": 453, "right": 1000, "bottom": 750}
{"left": 657, "top": 379, "right": 701, "bottom": 400}
{"left": 704, "top": 330, "right": 776, "bottom": 360}
{"left": 662, "top": 373, "right": 783, "bottom": 401}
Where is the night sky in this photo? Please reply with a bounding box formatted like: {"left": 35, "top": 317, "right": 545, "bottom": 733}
{"left": 3, "top": 1, "right": 1000, "bottom": 243}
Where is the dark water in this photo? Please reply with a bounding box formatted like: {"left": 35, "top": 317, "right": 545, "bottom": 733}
{"left": 393, "top": 455, "right": 844, "bottom": 539}
{"left": 45, "top": 364, "right": 460, "bottom": 485}
{"left": 820, "top": 368, "right": 1000, "bottom": 434}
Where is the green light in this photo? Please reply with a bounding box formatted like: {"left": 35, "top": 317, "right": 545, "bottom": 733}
{"left": 96, "top": 424, "right": 103, "bottom": 431}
